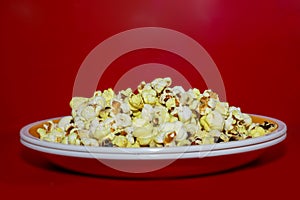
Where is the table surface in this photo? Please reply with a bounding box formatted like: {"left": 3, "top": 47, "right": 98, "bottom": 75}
{"left": 1, "top": 0, "right": 299, "bottom": 199}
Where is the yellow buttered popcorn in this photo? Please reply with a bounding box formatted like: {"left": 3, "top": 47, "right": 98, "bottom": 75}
{"left": 37, "top": 77, "right": 277, "bottom": 147}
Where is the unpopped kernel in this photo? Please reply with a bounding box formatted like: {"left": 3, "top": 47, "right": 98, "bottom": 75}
{"left": 37, "top": 77, "right": 277, "bottom": 147}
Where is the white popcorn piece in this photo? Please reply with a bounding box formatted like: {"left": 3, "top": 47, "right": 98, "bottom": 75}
{"left": 202, "top": 89, "right": 211, "bottom": 97}
{"left": 89, "top": 118, "right": 100, "bottom": 133}
{"left": 215, "top": 102, "right": 229, "bottom": 116}
{"left": 159, "top": 93, "right": 172, "bottom": 105}
{"left": 158, "top": 122, "right": 175, "bottom": 134}
{"left": 118, "top": 88, "right": 133, "bottom": 100}
{"left": 42, "top": 134, "right": 56, "bottom": 143}
{"left": 102, "top": 88, "right": 115, "bottom": 106}
{"left": 192, "top": 88, "right": 202, "bottom": 99}
{"left": 132, "top": 126, "right": 154, "bottom": 146}
{"left": 141, "top": 104, "right": 154, "bottom": 122}
{"left": 43, "top": 121, "right": 55, "bottom": 132}
{"left": 112, "top": 135, "right": 128, "bottom": 147}
{"left": 37, "top": 128, "right": 47, "bottom": 138}
{"left": 57, "top": 116, "right": 73, "bottom": 131}
{"left": 114, "top": 113, "right": 132, "bottom": 128}
{"left": 207, "top": 98, "right": 218, "bottom": 109}
{"left": 99, "top": 133, "right": 115, "bottom": 147}
{"left": 173, "top": 121, "right": 188, "bottom": 142}
{"left": 153, "top": 130, "right": 165, "bottom": 144}
{"left": 202, "top": 136, "right": 215, "bottom": 144}
{"left": 141, "top": 88, "right": 157, "bottom": 105}
{"left": 219, "top": 132, "right": 230, "bottom": 142}
{"left": 81, "top": 105, "right": 97, "bottom": 121}
{"left": 120, "top": 101, "right": 131, "bottom": 114}
{"left": 172, "top": 86, "right": 185, "bottom": 97}
{"left": 151, "top": 77, "right": 172, "bottom": 94}
{"left": 165, "top": 98, "right": 177, "bottom": 110}
{"left": 137, "top": 81, "right": 147, "bottom": 93}
{"left": 177, "top": 106, "right": 193, "bottom": 123}
{"left": 224, "top": 116, "right": 235, "bottom": 131}
{"left": 242, "top": 113, "right": 252, "bottom": 126}
{"left": 232, "top": 109, "right": 244, "bottom": 120}
{"left": 153, "top": 105, "right": 170, "bottom": 125}
{"left": 68, "top": 129, "right": 80, "bottom": 145}
{"left": 128, "top": 93, "right": 144, "bottom": 111}
{"left": 125, "top": 133, "right": 135, "bottom": 145}
{"left": 185, "top": 123, "right": 200, "bottom": 136}
{"left": 132, "top": 117, "right": 148, "bottom": 128}
{"left": 70, "top": 97, "right": 89, "bottom": 111}
{"left": 91, "top": 119, "right": 113, "bottom": 140}
{"left": 78, "top": 129, "right": 89, "bottom": 139}
{"left": 249, "top": 126, "right": 266, "bottom": 138}
{"left": 74, "top": 116, "right": 85, "bottom": 130}
{"left": 204, "top": 110, "right": 225, "bottom": 131}
{"left": 110, "top": 99, "right": 122, "bottom": 115}
{"left": 89, "top": 95, "right": 106, "bottom": 109}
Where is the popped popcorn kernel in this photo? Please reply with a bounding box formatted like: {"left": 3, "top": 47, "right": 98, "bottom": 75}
{"left": 205, "top": 110, "right": 225, "bottom": 131}
{"left": 112, "top": 135, "right": 128, "bottom": 147}
{"left": 129, "top": 93, "right": 144, "bottom": 111}
{"left": 249, "top": 126, "right": 266, "bottom": 138}
{"left": 141, "top": 88, "right": 157, "bottom": 105}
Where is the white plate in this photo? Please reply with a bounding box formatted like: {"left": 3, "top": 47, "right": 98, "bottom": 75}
{"left": 21, "top": 133, "right": 286, "bottom": 160}
{"left": 20, "top": 113, "right": 287, "bottom": 177}
{"left": 20, "top": 134, "right": 286, "bottom": 177}
{"left": 20, "top": 114, "right": 287, "bottom": 154}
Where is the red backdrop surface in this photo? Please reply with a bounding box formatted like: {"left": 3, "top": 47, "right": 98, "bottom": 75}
{"left": 0, "top": 0, "right": 299, "bottom": 199}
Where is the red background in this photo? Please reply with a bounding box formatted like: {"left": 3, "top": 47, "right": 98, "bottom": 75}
{"left": 1, "top": 0, "right": 299, "bottom": 199}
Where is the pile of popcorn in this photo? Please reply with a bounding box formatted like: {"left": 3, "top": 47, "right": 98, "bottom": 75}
{"left": 37, "top": 77, "right": 276, "bottom": 147}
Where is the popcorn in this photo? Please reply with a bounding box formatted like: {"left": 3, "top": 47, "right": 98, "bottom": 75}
{"left": 112, "top": 135, "right": 128, "bottom": 147}
{"left": 57, "top": 116, "right": 73, "bottom": 131}
{"left": 172, "top": 86, "right": 185, "bottom": 97}
{"left": 151, "top": 77, "right": 172, "bottom": 93}
{"left": 91, "top": 118, "right": 113, "bottom": 140}
{"left": 37, "top": 77, "right": 276, "bottom": 147}
{"left": 141, "top": 104, "right": 154, "bottom": 122}
{"left": 215, "top": 102, "right": 229, "bottom": 116}
{"left": 70, "top": 97, "right": 88, "bottom": 111}
{"left": 102, "top": 88, "right": 115, "bottom": 107}
{"left": 128, "top": 93, "right": 144, "bottom": 111}
{"left": 81, "top": 105, "right": 98, "bottom": 121}
{"left": 141, "top": 88, "right": 157, "bottom": 105}
{"left": 242, "top": 113, "right": 252, "bottom": 126}
{"left": 205, "top": 110, "right": 225, "bottom": 131}
{"left": 249, "top": 126, "right": 266, "bottom": 138}
{"left": 133, "top": 126, "right": 154, "bottom": 146}
{"left": 67, "top": 128, "right": 80, "bottom": 145}
{"left": 111, "top": 99, "right": 122, "bottom": 115}
{"left": 177, "top": 106, "right": 193, "bottom": 123}
{"left": 173, "top": 121, "right": 188, "bottom": 142}
{"left": 114, "top": 113, "right": 132, "bottom": 128}
{"left": 117, "top": 88, "right": 133, "bottom": 100}
{"left": 152, "top": 105, "right": 171, "bottom": 125}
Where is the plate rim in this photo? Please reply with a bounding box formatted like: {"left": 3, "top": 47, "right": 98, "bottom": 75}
{"left": 20, "top": 113, "right": 287, "bottom": 154}
{"left": 20, "top": 133, "right": 286, "bottom": 160}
